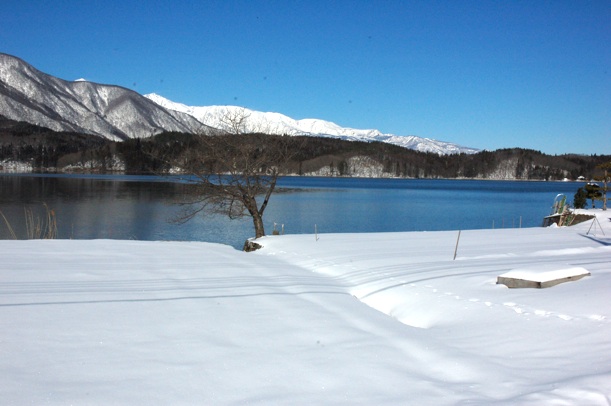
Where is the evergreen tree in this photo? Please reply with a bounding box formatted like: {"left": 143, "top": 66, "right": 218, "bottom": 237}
{"left": 573, "top": 187, "right": 587, "bottom": 209}
{"left": 584, "top": 183, "right": 602, "bottom": 208}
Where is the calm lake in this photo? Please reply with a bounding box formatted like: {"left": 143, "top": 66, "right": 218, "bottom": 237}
{"left": 0, "top": 174, "right": 583, "bottom": 249}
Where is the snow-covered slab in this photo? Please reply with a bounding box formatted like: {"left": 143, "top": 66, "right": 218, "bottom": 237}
{"left": 497, "top": 266, "right": 590, "bottom": 288}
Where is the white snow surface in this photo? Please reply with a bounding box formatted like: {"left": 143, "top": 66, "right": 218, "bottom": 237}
{"left": 1, "top": 210, "right": 610, "bottom": 405}
{"left": 145, "top": 93, "right": 480, "bottom": 155}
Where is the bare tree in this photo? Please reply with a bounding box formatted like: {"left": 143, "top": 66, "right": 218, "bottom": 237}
{"left": 217, "top": 106, "right": 251, "bottom": 135}
{"left": 216, "top": 106, "right": 273, "bottom": 136}
{"left": 172, "top": 110, "right": 298, "bottom": 249}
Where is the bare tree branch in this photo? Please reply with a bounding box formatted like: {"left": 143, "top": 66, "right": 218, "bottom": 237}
{"left": 167, "top": 109, "right": 300, "bottom": 245}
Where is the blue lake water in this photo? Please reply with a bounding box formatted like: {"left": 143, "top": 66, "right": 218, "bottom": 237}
{"left": 0, "top": 174, "right": 584, "bottom": 249}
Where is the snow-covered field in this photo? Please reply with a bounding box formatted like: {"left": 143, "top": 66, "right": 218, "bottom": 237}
{"left": 1, "top": 210, "right": 610, "bottom": 405}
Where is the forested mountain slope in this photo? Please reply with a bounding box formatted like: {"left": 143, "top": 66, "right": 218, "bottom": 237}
{"left": 1, "top": 118, "right": 608, "bottom": 180}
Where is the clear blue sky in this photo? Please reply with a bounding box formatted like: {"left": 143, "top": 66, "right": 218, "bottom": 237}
{"left": 2, "top": 0, "right": 609, "bottom": 155}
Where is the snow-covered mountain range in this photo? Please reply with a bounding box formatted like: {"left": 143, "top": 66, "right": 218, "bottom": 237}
{"left": 0, "top": 53, "right": 478, "bottom": 154}
{"left": 144, "top": 94, "right": 479, "bottom": 155}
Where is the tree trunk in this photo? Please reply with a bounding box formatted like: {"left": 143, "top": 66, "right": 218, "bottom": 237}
{"left": 243, "top": 195, "right": 266, "bottom": 239}
{"left": 252, "top": 211, "right": 265, "bottom": 239}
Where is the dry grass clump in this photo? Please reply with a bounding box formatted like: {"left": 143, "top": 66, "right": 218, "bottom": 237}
{"left": 0, "top": 203, "right": 58, "bottom": 239}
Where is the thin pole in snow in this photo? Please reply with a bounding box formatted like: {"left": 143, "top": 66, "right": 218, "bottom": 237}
{"left": 453, "top": 230, "right": 461, "bottom": 260}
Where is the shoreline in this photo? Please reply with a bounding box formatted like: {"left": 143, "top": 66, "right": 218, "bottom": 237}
{"left": 0, "top": 171, "right": 596, "bottom": 183}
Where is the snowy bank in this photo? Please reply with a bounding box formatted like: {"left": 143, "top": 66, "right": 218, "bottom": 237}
{"left": 1, "top": 210, "right": 610, "bottom": 404}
